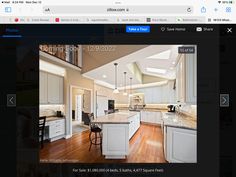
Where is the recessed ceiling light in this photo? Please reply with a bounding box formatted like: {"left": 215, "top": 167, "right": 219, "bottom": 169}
{"left": 147, "top": 50, "right": 171, "bottom": 60}
{"left": 172, "top": 61, "right": 176, "bottom": 65}
{"left": 102, "top": 74, "right": 107, "bottom": 78}
{"left": 146, "top": 67, "right": 167, "bottom": 74}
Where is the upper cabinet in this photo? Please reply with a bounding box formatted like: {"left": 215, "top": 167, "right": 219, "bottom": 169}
{"left": 176, "top": 53, "right": 197, "bottom": 104}
{"left": 40, "top": 72, "right": 48, "bottom": 104}
{"left": 136, "top": 82, "right": 175, "bottom": 104}
{"left": 40, "top": 71, "right": 64, "bottom": 104}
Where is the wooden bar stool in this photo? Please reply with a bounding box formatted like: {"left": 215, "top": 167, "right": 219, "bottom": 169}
{"left": 39, "top": 116, "right": 46, "bottom": 149}
{"left": 88, "top": 113, "right": 102, "bottom": 153}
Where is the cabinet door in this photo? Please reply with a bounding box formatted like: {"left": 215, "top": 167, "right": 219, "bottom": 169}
{"left": 144, "top": 88, "right": 151, "bottom": 104}
{"left": 167, "top": 127, "right": 196, "bottom": 163}
{"left": 59, "top": 76, "right": 64, "bottom": 104}
{"left": 185, "top": 53, "right": 197, "bottom": 104}
{"left": 47, "top": 74, "right": 60, "bottom": 104}
{"left": 152, "top": 87, "right": 162, "bottom": 104}
{"left": 176, "top": 54, "right": 186, "bottom": 103}
{"left": 40, "top": 71, "right": 48, "bottom": 104}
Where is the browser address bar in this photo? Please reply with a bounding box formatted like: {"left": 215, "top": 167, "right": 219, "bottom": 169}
{"left": 43, "top": 6, "right": 193, "bottom": 14}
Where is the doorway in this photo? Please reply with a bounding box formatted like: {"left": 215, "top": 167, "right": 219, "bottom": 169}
{"left": 71, "top": 86, "right": 92, "bottom": 135}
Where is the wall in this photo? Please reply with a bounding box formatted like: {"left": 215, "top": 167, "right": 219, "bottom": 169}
{"left": 64, "top": 69, "right": 94, "bottom": 137}
{"left": 94, "top": 84, "right": 114, "bottom": 99}
{"left": 40, "top": 54, "right": 94, "bottom": 137}
{"left": 83, "top": 89, "right": 92, "bottom": 113}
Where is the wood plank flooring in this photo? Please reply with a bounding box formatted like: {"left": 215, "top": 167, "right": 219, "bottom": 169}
{"left": 40, "top": 124, "right": 167, "bottom": 163}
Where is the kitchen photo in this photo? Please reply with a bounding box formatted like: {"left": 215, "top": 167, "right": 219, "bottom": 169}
{"left": 39, "top": 44, "right": 197, "bottom": 163}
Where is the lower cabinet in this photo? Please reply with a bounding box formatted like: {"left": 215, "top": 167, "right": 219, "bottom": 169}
{"left": 46, "top": 119, "right": 65, "bottom": 142}
{"left": 102, "top": 124, "right": 129, "bottom": 159}
{"left": 166, "top": 126, "right": 197, "bottom": 163}
{"left": 128, "top": 113, "right": 140, "bottom": 139}
{"left": 141, "top": 111, "right": 162, "bottom": 124}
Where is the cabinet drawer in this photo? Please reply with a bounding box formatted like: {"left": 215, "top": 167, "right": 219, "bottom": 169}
{"left": 49, "top": 126, "right": 65, "bottom": 138}
{"left": 48, "top": 119, "right": 65, "bottom": 138}
{"left": 51, "top": 122, "right": 64, "bottom": 130}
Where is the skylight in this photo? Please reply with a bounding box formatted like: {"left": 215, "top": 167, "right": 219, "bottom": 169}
{"left": 146, "top": 50, "right": 171, "bottom": 60}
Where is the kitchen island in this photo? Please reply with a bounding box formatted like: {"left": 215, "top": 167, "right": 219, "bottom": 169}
{"left": 92, "top": 111, "right": 140, "bottom": 159}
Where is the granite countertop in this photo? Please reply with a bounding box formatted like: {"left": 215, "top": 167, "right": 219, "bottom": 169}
{"left": 142, "top": 108, "right": 168, "bottom": 112}
{"left": 162, "top": 112, "right": 197, "bottom": 130}
{"left": 117, "top": 108, "right": 167, "bottom": 112}
{"left": 92, "top": 111, "right": 139, "bottom": 124}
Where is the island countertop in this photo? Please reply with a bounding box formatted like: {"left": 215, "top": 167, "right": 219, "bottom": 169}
{"left": 92, "top": 111, "right": 139, "bottom": 124}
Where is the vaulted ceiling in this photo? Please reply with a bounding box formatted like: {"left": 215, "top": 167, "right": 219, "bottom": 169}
{"left": 82, "top": 45, "right": 181, "bottom": 89}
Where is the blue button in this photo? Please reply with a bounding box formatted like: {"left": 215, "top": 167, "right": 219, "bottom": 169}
{"left": 126, "top": 26, "right": 150, "bottom": 33}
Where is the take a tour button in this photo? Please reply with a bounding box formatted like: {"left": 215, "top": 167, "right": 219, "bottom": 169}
{"left": 126, "top": 26, "right": 150, "bottom": 33}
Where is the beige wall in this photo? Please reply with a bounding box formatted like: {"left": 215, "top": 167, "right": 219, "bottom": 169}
{"left": 94, "top": 84, "right": 129, "bottom": 108}
{"left": 40, "top": 55, "right": 94, "bottom": 136}
{"left": 94, "top": 84, "right": 114, "bottom": 98}
{"left": 83, "top": 89, "right": 91, "bottom": 113}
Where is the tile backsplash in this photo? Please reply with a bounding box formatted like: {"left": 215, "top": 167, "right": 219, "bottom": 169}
{"left": 40, "top": 105, "right": 65, "bottom": 117}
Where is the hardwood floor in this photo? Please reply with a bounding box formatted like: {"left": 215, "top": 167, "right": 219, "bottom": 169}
{"left": 40, "top": 123, "right": 167, "bottom": 163}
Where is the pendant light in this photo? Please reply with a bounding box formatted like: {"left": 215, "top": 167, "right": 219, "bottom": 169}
{"left": 123, "top": 72, "right": 128, "bottom": 95}
{"left": 129, "top": 77, "right": 133, "bottom": 97}
{"left": 113, "top": 63, "right": 119, "bottom": 93}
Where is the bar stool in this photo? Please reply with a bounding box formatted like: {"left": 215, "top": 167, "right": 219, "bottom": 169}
{"left": 39, "top": 116, "right": 46, "bottom": 149}
{"left": 88, "top": 113, "right": 102, "bottom": 153}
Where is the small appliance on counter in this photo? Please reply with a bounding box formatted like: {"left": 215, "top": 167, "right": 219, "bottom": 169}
{"left": 167, "top": 105, "right": 175, "bottom": 112}
{"left": 56, "top": 111, "right": 63, "bottom": 117}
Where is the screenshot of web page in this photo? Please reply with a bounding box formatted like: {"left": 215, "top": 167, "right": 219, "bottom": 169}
{"left": 0, "top": 1, "right": 234, "bottom": 177}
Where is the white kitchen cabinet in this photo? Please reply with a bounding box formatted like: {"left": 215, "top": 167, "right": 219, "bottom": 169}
{"left": 140, "top": 84, "right": 175, "bottom": 104}
{"left": 185, "top": 53, "right": 197, "bottom": 104}
{"left": 40, "top": 72, "right": 48, "bottom": 104}
{"left": 102, "top": 124, "right": 129, "bottom": 159}
{"left": 176, "top": 54, "right": 186, "bottom": 103}
{"left": 141, "top": 111, "right": 162, "bottom": 124}
{"left": 163, "top": 125, "right": 167, "bottom": 158}
{"left": 166, "top": 126, "right": 197, "bottom": 163}
{"left": 46, "top": 119, "right": 65, "bottom": 142}
{"left": 128, "top": 113, "right": 140, "bottom": 139}
{"left": 40, "top": 71, "right": 64, "bottom": 104}
{"left": 47, "top": 74, "right": 60, "bottom": 104}
{"left": 176, "top": 52, "right": 197, "bottom": 104}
